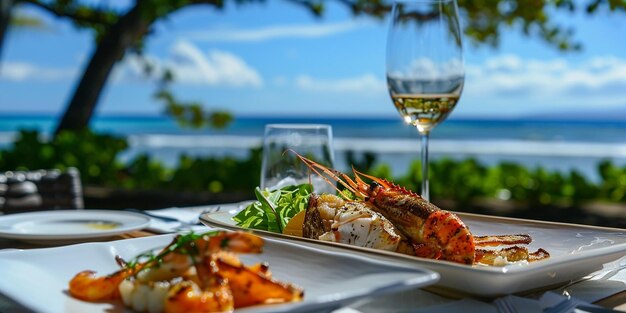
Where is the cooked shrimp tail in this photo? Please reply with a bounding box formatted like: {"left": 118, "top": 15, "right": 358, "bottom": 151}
{"left": 164, "top": 279, "right": 234, "bottom": 313}
{"left": 68, "top": 269, "right": 130, "bottom": 301}
{"left": 194, "top": 231, "right": 264, "bottom": 256}
{"left": 214, "top": 257, "right": 304, "bottom": 308}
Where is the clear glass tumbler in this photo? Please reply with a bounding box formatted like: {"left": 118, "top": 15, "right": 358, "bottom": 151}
{"left": 260, "top": 124, "right": 335, "bottom": 194}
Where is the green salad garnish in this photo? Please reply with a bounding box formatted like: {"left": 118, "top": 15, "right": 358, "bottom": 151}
{"left": 233, "top": 183, "right": 312, "bottom": 233}
{"left": 124, "top": 230, "right": 220, "bottom": 273}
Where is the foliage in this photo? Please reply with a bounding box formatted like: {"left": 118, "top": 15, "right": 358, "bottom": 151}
{"left": 156, "top": 89, "right": 233, "bottom": 129}
{"left": 430, "top": 158, "right": 487, "bottom": 205}
{"left": 17, "top": 0, "right": 626, "bottom": 54}
{"left": 10, "top": 13, "right": 46, "bottom": 28}
{"left": 388, "top": 157, "right": 602, "bottom": 207}
{"left": 457, "top": 0, "right": 626, "bottom": 51}
{"left": 119, "top": 153, "right": 170, "bottom": 189}
{"left": 598, "top": 160, "right": 626, "bottom": 202}
{"left": 345, "top": 151, "right": 378, "bottom": 173}
{"left": 125, "top": 230, "right": 220, "bottom": 272}
{"left": 154, "top": 70, "right": 233, "bottom": 129}
{"left": 0, "top": 130, "right": 261, "bottom": 192}
{"left": 0, "top": 130, "right": 127, "bottom": 185}
{"left": 233, "top": 184, "right": 312, "bottom": 233}
{"left": 168, "top": 149, "right": 262, "bottom": 193}
{"left": 2, "top": 130, "right": 626, "bottom": 209}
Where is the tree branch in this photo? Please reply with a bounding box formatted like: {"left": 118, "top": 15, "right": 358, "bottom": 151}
{"left": 335, "top": 0, "right": 390, "bottom": 18}
{"left": 283, "top": 0, "right": 324, "bottom": 16}
{"left": 283, "top": 0, "right": 390, "bottom": 17}
{"left": 21, "top": 0, "right": 118, "bottom": 27}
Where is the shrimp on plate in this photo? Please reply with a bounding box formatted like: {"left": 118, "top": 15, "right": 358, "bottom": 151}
{"left": 68, "top": 231, "right": 303, "bottom": 313}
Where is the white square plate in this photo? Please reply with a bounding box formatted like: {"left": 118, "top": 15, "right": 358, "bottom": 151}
{"left": 201, "top": 203, "right": 626, "bottom": 297}
{"left": 0, "top": 233, "right": 438, "bottom": 313}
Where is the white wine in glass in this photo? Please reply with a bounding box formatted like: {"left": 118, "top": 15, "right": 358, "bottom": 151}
{"left": 386, "top": 0, "right": 465, "bottom": 201}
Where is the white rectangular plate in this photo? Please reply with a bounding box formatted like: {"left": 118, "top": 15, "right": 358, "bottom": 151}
{"left": 0, "top": 233, "right": 438, "bottom": 313}
{"left": 200, "top": 203, "right": 626, "bottom": 297}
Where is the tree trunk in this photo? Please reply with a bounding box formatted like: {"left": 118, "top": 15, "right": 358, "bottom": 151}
{"left": 0, "top": 0, "right": 15, "bottom": 64}
{"left": 54, "top": 4, "right": 149, "bottom": 135}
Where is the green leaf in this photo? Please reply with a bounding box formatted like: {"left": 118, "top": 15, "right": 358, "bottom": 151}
{"left": 234, "top": 183, "right": 313, "bottom": 233}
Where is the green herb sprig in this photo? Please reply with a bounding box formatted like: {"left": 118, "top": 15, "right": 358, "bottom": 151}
{"left": 124, "top": 230, "right": 220, "bottom": 274}
{"left": 233, "top": 183, "right": 312, "bottom": 233}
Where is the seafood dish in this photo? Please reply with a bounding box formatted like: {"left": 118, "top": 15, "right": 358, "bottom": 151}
{"left": 295, "top": 153, "right": 550, "bottom": 266}
{"left": 68, "top": 231, "right": 303, "bottom": 313}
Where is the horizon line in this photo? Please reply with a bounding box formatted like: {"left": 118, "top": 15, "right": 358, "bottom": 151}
{"left": 0, "top": 112, "right": 625, "bottom": 123}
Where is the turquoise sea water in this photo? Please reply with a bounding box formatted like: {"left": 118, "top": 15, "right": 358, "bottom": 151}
{"left": 2, "top": 114, "right": 626, "bottom": 181}
{"left": 2, "top": 114, "right": 626, "bottom": 142}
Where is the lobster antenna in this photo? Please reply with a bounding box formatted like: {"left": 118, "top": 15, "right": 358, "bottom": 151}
{"left": 352, "top": 168, "right": 418, "bottom": 197}
{"left": 351, "top": 166, "right": 368, "bottom": 187}
{"left": 352, "top": 168, "right": 392, "bottom": 189}
{"left": 288, "top": 149, "right": 359, "bottom": 198}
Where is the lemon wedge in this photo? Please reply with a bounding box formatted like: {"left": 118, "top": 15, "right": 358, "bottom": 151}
{"left": 282, "top": 210, "right": 305, "bottom": 237}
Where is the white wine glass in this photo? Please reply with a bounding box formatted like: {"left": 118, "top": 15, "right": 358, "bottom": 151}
{"left": 386, "top": 0, "right": 464, "bottom": 201}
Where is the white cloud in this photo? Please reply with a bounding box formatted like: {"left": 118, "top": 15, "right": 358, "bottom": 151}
{"left": 116, "top": 40, "right": 262, "bottom": 87}
{"left": 185, "top": 21, "right": 365, "bottom": 42}
{"left": 389, "top": 57, "right": 464, "bottom": 80}
{"left": 1, "top": 41, "right": 262, "bottom": 89}
{"left": 295, "top": 74, "right": 385, "bottom": 93}
{"left": 465, "top": 54, "right": 626, "bottom": 106}
{"left": 0, "top": 62, "right": 76, "bottom": 82}
{"left": 484, "top": 54, "right": 523, "bottom": 72}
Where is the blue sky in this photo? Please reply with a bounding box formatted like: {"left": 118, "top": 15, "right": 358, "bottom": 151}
{"left": 1, "top": 1, "right": 626, "bottom": 119}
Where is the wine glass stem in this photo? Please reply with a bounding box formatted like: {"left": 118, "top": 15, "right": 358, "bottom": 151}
{"left": 420, "top": 132, "right": 430, "bottom": 201}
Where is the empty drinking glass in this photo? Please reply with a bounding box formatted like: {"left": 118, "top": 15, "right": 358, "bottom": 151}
{"left": 260, "top": 124, "right": 335, "bottom": 194}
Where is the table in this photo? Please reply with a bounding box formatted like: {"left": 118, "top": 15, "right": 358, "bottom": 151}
{"left": 0, "top": 206, "right": 625, "bottom": 313}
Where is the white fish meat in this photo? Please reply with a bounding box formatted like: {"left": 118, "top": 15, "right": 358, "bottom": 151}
{"left": 303, "top": 193, "right": 402, "bottom": 251}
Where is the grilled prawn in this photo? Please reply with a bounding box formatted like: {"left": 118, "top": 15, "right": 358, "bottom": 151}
{"left": 68, "top": 231, "right": 303, "bottom": 313}
{"left": 295, "top": 153, "right": 549, "bottom": 265}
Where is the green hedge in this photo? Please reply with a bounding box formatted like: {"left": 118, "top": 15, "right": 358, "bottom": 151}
{"left": 0, "top": 130, "right": 261, "bottom": 193}
{"left": 1, "top": 130, "right": 626, "bottom": 206}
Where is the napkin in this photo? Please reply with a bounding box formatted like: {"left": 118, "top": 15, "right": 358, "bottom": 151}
{"left": 494, "top": 294, "right": 542, "bottom": 313}
{"left": 415, "top": 298, "right": 499, "bottom": 313}
{"left": 538, "top": 292, "right": 616, "bottom": 313}
{"left": 564, "top": 257, "right": 626, "bottom": 303}
{"left": 358, "top": 292, "right": 611, "bottom": 313}
{"left": 348, "top": 288, "right": 456, "bottom": 313}
{"left": 345, "top": 288, "right": 621, "bottom": 313}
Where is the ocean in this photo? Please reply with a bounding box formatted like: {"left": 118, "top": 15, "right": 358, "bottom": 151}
{"left": 2, "top": 114, "right": 626, "bottom": 182}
